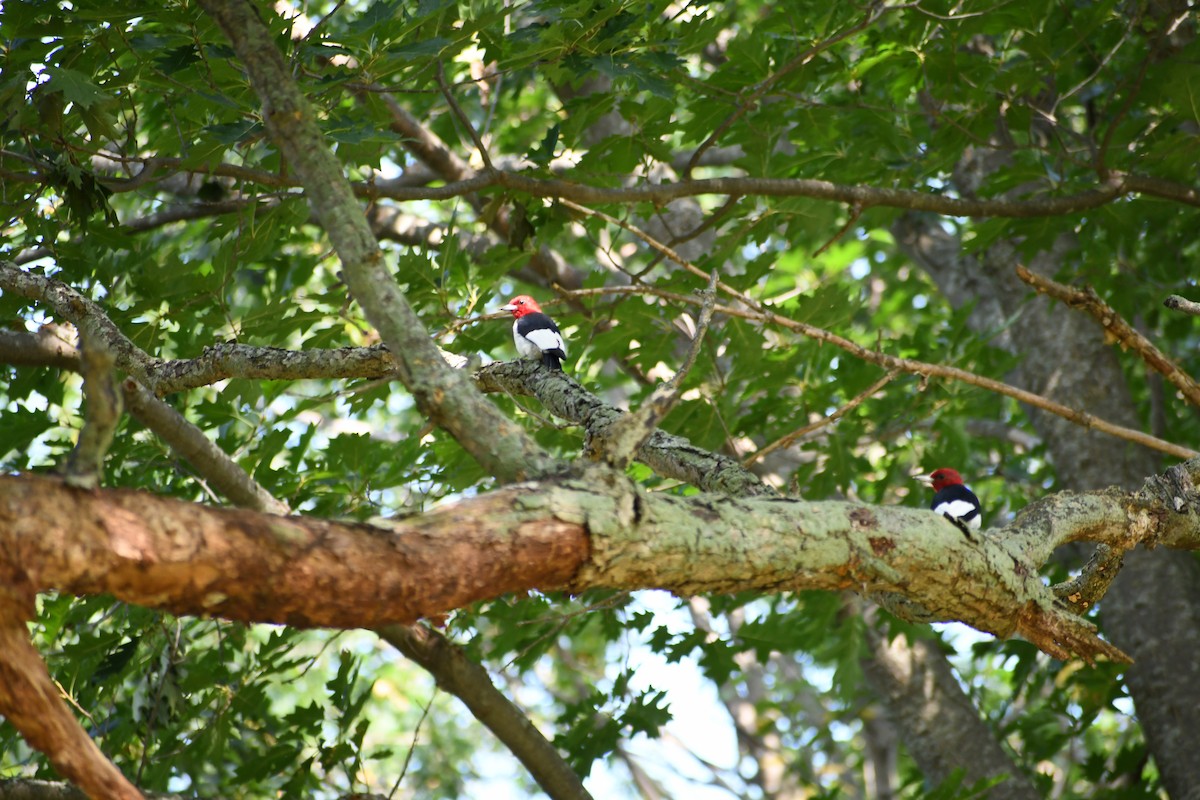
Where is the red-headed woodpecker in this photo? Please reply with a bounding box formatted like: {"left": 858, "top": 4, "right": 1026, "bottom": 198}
{"left": 916, "top": 467, "right": 982, "bottom": 534}
{"left": 500, "top": 295, "right": 567, "bottom": 371}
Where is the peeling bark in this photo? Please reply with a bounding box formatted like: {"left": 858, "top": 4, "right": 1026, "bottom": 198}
{"left": 5, "top": 468, "right": 1197, "bottom": 662}
{"left": 0, "top": 474, "right": 586, "bottom": 629}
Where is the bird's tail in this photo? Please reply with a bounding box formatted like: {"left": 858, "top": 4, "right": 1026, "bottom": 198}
{"left": 542, "top": 349, "right": 565, "bottom": 371}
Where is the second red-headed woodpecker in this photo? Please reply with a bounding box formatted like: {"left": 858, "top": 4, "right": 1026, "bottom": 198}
{"left": 500, "top": 295, "right": 567, "bottom": 371}
{"left": 916, "top": 467, "right": 982, "bottom": 535}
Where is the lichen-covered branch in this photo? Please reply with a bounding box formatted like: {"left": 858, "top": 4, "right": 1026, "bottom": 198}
{"left": 1164, "top": 294, "right": 1200, "bottom": 317}
{"left": 149, "top": 342, "right": 401, "bottom": 396}
{"left": 8, "top": 463, "right": 1200, "bottom": 662}
{"left": 0, "top": 262, "right": 162, "bottom": 388}
{"left": 474, "top": 360, "right": 775, "bottom": 497}
{"left": 1051, "top": 544, "right": 1125, "bottom": 613}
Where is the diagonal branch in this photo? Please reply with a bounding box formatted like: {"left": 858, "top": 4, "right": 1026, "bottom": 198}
{"left": 1016, "top": 265, "right": 1200, "bottom": 408}
{"left": 0, "top": 351, "right": 583, "bottom": 800}
{"left": 743, "top": 369, "right": 902, "bottom": 467}
{"left": 593, "top": 270, "right": 719, "bottom": 469}
{"left": 120, "top": 380, "right": 291, "bottom": 515}
{"left": 379, "top": 625, "right": 592, "bottom": 800}
{"left": 198, "top": 0, "right": 557, "bottom": 483}
{"left": 682, "top": 2, "right": 894, "bottom": 177}
{"left": 436, "top": 61, "right": 494, "bottom": 172}
{"left": 0, "top": 598, "right": 143, "bottom": 800}
{"left": 475, "top": 360, "right": 776, "bottom": 497}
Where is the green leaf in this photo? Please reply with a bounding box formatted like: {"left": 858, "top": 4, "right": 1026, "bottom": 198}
{"left": 43, "top": 67, "right": 111, "bottom": 108}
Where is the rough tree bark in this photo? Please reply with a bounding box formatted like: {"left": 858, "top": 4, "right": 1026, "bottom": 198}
{"left": 861, "top": 623, "right": 1041, "bottom": 800}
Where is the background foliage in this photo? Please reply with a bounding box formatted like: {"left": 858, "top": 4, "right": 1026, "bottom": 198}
{"left": 2, "top": 0, "right": 1198, "bottom": 797}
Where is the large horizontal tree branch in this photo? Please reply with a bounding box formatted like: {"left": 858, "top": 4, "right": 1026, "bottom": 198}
{"left": 0, "top": 472, "right": 586, "bottom": 628}
{"left": 5, "top": 462, "right": 1200, "bottom": 663}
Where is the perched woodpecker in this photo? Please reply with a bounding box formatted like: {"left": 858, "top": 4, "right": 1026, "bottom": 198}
{"left": 500, "top": 295, "right": 567, "bottom": 370}
{"left": 916, "top": 467, "right": 982, "bottom": 535}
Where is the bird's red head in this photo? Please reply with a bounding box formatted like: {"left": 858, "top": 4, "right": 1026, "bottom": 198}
{"left": 925, "top": 468, "right": 965, "bottom": 492}
{"left": 501, "top": 295, "right": 543, "bottom": 318}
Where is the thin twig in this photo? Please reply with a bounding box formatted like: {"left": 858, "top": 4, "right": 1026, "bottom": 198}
{"left": 436, "top": 60, "right": 493, "bottom": 171}
{"left": 1095, "top": 25, "right": 1154, "bottom": 175}
{"left": 1016, "top": 265, "right": 1200, "bottom": 408}
{"left": 744, "top": 369, "right": 901, "bottom": 467}
{"left": 300, "top": 0, "right": 345, "bottom": 45}
{"left": 812, "top": 203, "right": 863, "bottom": 257}
{"left": 389, "top": 690, "right": 436, "bottom": 800}
{"left": 682, "top": 2, "right": 893, "bottom": 177}
{"left": 555, "top": 284, "right": 1197, "bottom": 460}
{"left": 593, "top": 269, "right": 720, "bottom": 468}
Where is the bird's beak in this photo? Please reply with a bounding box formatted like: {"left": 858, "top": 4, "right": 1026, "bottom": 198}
{"left": 500, "top": 304, "right": 516, "bottom": 313}
{"left": 913, "top": 473, "right": 934, "bottom": 486}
